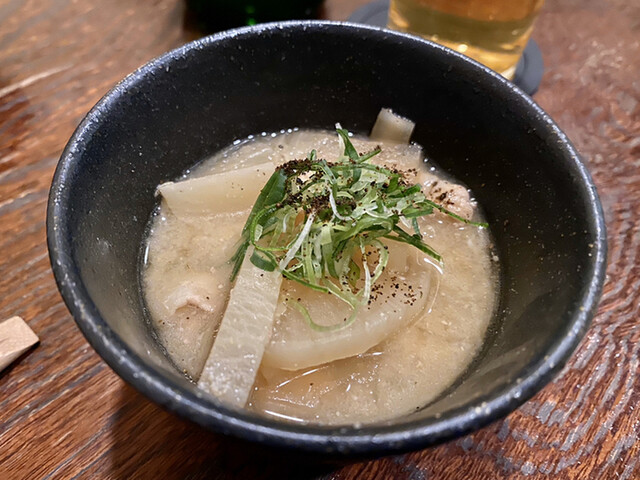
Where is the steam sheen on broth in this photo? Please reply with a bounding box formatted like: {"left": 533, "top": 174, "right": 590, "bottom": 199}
{"left": 142, "top": 115, "right": 498, "bottom": 425}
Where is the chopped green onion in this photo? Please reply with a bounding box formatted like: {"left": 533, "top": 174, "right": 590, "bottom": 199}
{"left": 229, "top": 128, "right": 487, "bottom": 330}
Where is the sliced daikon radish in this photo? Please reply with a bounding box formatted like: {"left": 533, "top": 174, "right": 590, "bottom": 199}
{"left": 198, "top": 248, "right": 283, "bottom": 407}
{"left": 370, "top": 108, "right": 415, "bottom": 144}
{"left": 214, "top": 144, "right": 284, "bottom": 172}
{"left": 263, "top": 243, "right": 436, "bottom": 371}
{"left": 158, "top": 162, "right": 275, "bottom": 217}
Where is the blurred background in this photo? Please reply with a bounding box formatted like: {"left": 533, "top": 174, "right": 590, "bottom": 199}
{"left": 185, "top": 0, "right": 543, "bottom": 81}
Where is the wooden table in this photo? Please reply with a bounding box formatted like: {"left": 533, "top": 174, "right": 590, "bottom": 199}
{"left": 1, "top": 0, "right": 638, "bottom": 478}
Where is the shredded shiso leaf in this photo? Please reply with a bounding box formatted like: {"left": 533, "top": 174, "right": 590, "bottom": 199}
{"left": 230, "top": 127, "right": 487, "bottom": 331}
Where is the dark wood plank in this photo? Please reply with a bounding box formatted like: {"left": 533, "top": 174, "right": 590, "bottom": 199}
{"left": 0, "top": 0, "right": 638, "bottom": 478}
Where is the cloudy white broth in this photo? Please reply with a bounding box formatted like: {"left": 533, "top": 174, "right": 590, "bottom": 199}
{"left": 142, "top": 111, "right": 498, "bottom": 425}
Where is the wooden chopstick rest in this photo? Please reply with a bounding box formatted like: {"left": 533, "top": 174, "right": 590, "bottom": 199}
{"left": 0, "top": 316, "right": 39, "bottom": 372}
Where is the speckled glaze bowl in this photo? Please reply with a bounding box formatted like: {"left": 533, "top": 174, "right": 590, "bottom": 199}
{"left": 47, "top": 21, "right": 606, "bottom": 456}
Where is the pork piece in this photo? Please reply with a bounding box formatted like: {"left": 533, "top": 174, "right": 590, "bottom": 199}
{"left": 419, "top": 171, "right": 476, "bottom": 221}
{"left": 146, "top": 269, "right": 230, "bottom": 379}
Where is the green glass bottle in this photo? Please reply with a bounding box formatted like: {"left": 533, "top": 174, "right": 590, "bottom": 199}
{"left": 186, "top": 0, "right": 324, "bottom": 32}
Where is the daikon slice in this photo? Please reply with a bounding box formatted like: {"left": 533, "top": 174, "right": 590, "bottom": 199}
{"left": 263, "top": 243, "right": 437, "bottom": 371}
{"left": 198, "top": 248, "right": 282, "bottom": 407}
{"left": 370, "top": 108, "right": 415, "bottom": 144}
{"left": 158, "top": 162, "right": 275, "bottom": 217}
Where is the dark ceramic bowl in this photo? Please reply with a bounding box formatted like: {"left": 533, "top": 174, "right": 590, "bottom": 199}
{"left": 47, "top": 21, "right": 606, "bottom": 456}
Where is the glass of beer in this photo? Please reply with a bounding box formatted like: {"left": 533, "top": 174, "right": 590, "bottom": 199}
{"left": 387, "top": 0, "right": 544, "bottom": 80}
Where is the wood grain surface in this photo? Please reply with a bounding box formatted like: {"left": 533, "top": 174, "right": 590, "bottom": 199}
{"left": 0, "top": 0, "right": 638, "bottom": 478}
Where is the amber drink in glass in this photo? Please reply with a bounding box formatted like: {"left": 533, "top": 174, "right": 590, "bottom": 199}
{"left": 388, "top": 0, "right": 544, "bottom": 79}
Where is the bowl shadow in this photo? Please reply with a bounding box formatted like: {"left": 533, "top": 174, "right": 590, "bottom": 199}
{"left": 108, "top": 383, "right": 341, "bottom": 479}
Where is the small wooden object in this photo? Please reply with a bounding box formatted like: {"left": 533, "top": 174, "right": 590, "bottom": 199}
{"left": 0, "top": 316, "right": 39, "bottom": 372}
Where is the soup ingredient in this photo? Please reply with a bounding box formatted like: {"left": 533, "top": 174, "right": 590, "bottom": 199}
{"left": 230, "top": 129, "right": 485, "bottom": 320}
{"left": 163, "top": 272, "right": 223, "bottom": 314}
{"left": 158, "top": 162, "right": 275, "bottom": 216}
{"left": 194, "top": 128, "right": 442, "bottom": 401}
{"left": 196, "top": 125, "right": 485, "bottom": 402}
{"left": 420, "top": 173, "right": 476, "bottom": 221}
{"left": 263, "top": 241, "right": 434, "bottom": 370}
{"left": 370, "top": 108, "right": 415, "bottom": 144}
{"left": 143, "top": 119, "right": 497, "bottom": 424}
{"left": 198, "top": 247, "right": 282, "bottom": 407}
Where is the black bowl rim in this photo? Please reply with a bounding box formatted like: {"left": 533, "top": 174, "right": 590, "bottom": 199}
{"left": 47, "top": 20, "right": 607, "bottom": 456}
